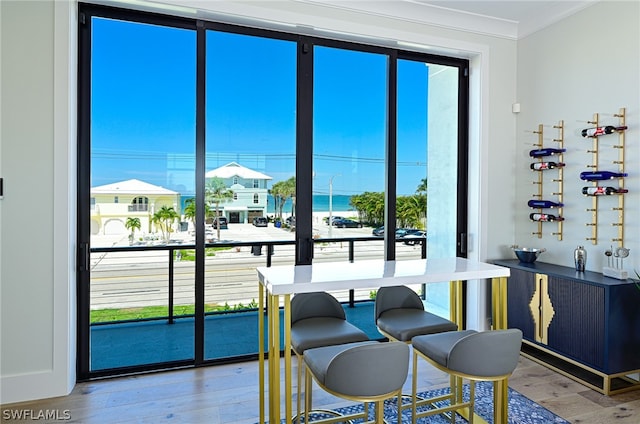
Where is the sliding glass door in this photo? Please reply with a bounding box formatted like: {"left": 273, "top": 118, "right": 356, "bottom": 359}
{"left": 203, "top": 30, "right": 296, "bottom": 360}
{"left": 78, "top": 3, "right": 468, "bottom": 380}
{"left": 78, "top": 12, "right": 197, "bottom": 376}
{"left": 397, "top": 58, "right": 464, "bottom": 318}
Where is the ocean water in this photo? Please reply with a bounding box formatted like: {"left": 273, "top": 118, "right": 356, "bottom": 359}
{"left": 179, "top": 194, "right": 353, "bottom": 214}
{"left": 268, "top": 194, "right": 353, "bottom": 213}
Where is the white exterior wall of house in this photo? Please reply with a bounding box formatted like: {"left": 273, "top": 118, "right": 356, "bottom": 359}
{"left": 2, "top": 0, "right": 638, "bottom": 405}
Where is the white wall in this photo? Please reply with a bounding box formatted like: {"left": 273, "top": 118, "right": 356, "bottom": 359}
{"left": 0, "top": 0, "right": 76, "bottom": 404}
{"left": 515, "top": 0, "right": 640, "bottom": 273}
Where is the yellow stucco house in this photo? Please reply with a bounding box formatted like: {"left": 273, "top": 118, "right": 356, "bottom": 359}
{"left": 91, "top": 179, "right": 181, "bottom": 237}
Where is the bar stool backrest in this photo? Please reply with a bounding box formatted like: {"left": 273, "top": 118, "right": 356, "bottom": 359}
{"left": 375, "top": 285, "right": 424, "bottom": 320}
{"left": 291, "top": 292, "right": 346, "bottom": 325}
{"left": 447, "top": 329, "right": 523, "bottom": 377}
{"left": 319, "top": 342, "right": 409, "bottom": 397}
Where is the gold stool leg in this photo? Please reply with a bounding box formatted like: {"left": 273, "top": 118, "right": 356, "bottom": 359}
{"left": 295, "top": 353, "right": 302, "bottom": 423}
{"left": 375, "top": 400, "right": 384, "bottom": 424}
{"left": 304, "top": 367, "right": 312, "bottom": 423}
{"left": 468, "top": 381, "right": 475, "bottom": 424}
{"left": 397, "top": 390, "right": 403, "bottom": 424}
{"left": 412, "top": 351, "right": 418, "bottom": 424}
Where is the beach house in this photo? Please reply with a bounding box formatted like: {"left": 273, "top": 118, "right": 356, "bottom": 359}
{"left": 2, "top": 1, "right": 639, "bottom": 421}
{"left": 91, "top": 179, "right": 181, "bottom": 237}
{"left": 205, "top": 162, "right": 272, "bottom": 224}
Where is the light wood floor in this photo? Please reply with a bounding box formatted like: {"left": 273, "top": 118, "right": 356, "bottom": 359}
{"left": 2, "top": 355, "right": 639, "bottom": 423}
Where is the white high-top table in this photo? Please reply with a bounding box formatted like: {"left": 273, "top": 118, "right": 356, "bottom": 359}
{"left": 257, "top": 257, "right": 510, "bottom": 424}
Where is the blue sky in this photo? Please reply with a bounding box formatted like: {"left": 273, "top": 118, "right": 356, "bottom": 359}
{"left": 91, "top": 17, "right": 429, "bottom": 197}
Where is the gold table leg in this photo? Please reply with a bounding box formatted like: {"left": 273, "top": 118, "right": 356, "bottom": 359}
{"left": 492, "top": 276, "right": 509, "bottom": 423}
{"left": 269, "top": 293, "right": 280, "bottom": 424}
{"left": 283, "top": 294, "right": 292, "bottom": 424}
{"left": 263, "top": 292, "right": 292, "bottom": 424}
{"left": 449, "top": 280, "right": 464, "bottom": 330}
{"left": 495, "top": 378, "right": 509, "bottom": 423}
{"left": 491, "top": 276, "right": 508, "bottom": 330}
{"left": 258, "top": 284, "right": 265, "bottom": 424}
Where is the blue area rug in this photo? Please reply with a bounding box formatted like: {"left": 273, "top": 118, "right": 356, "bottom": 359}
{"left": 282, "top": 381, "right": 568, "bottom": 423}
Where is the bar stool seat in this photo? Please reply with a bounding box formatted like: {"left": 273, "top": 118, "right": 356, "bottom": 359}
{"left": 375, "top": 285, "right": 458, "bottom": 342}
{"left": 377, "top": 308, "right": 459, "bottom": 342}
{"left": 304, "top": 341, "right": 410, "bottom": 424}
{"left": 291, "top": 317, "right": 370, "bottom": 354}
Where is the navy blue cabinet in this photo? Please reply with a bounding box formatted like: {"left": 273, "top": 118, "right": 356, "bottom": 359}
{"left": 495, "top": 260, "right": 640, "bottom": 395}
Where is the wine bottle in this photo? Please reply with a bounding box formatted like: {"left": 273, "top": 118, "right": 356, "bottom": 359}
{"left": 581, "top": 125, "right": 628, "bottom": 138}
{"left": 582, "top": 186, "right": 629, "bottom": 196}
{"left": 529, "top": 148, "right": 566, "bottom": 157}
{"left": 580, "top": 171, "right": 628, "bottom": 181}
{"left": 530, "top": 213, "right": 564, "bottom": 222}
{"left": 530, "top": 162, "right": 565, "bottom": 170}
{"left": 528, "top": 199, "right": 564, "bottom": 208}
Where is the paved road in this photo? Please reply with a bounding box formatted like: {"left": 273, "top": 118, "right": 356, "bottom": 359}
{"left": 89, "top": 223, "right": 425, "bottom": 310}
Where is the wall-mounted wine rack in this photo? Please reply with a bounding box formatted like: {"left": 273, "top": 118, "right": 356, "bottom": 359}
{"left": 528, "top": 121, "right": 564, "bottom": 240}
{"left": 581, "top": 107, "right": 626, "bottom": 246}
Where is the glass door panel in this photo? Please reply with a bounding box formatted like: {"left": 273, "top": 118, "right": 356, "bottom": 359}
{"left": 312, "top": 46, "right": 388, "bottom": 304}
{"left": 397, "top": 59, "right": 460, "bottom": 318}
{"left": 312, "top": 46, "right": 387, "bottom": 274}
{"left": 89, "top": 17, "right": 196, "bottom": 370}
{"left": 204, "top": 31, "right": 296, "bottom": 359}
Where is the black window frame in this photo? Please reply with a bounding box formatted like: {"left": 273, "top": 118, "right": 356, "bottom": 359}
{"left": 77, "top": 2, "right": 469, "bottom": 380}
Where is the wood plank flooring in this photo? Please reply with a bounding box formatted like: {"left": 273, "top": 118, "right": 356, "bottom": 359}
{"left": 2, "top": 355, "right": 639, "bottom": 423}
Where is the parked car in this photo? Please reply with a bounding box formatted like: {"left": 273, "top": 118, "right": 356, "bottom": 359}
{"left": 285, "top": 216, "right": 296, "bottom": 227}
{"left": 373, "top": 227, "right": 422, "bottom": 239}
{"left": 402, "top": 230, "right": 426, "bottom": 245}
{"left": 323, "top": 216, "right": 344, "bottom": 225}
{"left": 332, "top": 218, "right": 363, "bottom": 228}
{"left": 212, "top": 216, "right": 228, "bottom": 229}
{"left": 372, "top": 226, "right": 385, "bottom": 237}
{"left": 395, "top": 228, "right": 423, "bottom": 241}
{"left": 252, "top": 217, "right": 268, "bottom": 227}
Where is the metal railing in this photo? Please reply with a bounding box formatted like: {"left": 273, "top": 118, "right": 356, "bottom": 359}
{"left": 89, "top": 236, "right": 427, "bottom": 325}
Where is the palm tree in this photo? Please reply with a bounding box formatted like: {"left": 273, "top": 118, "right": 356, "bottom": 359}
{"left": 183, "top": 198, "right": 212, "bottom": 230}
{"left": 415, "top": 178, "right": 428, "bottom": 229}
{"left": 124, "top": 217, "right": 141, "bottom": 244}
{"left": 416, "top": 178, "right": 428, "bottom": 194}
{"left": 270, "top": 182, "right": 283, "bottom": 221}
{"left": 350, "top": 191, "right": 384, "bottom": 225}
{"left": 151, "top": 205, "right": 179, "bottom": 242}
{"left": 283, "top": 176, "right": 296, "bottom": 217}
{"left": 397, "top": 194, "right": 426, "bottom": 229}
{"left": 270, "top": 177, "right": 295, "bottom": 222}
{"left": 205, "top": 177, "right": 234, "bottom": 240}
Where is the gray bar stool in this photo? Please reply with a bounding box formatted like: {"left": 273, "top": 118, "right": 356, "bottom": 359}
{"left": 304, "top": 341, "right": 410, "bottom": 424}
{"left": 375, "top": 285, "right": 458, "bottom": 342}
{"left": 290, "top": 292, "right": 369, "bottom": 422}
{"left": 374, "top": 285, "right": 458, "bottom": 412}
{"left": 411, "top": 329, "right": 523, "bottom": 423}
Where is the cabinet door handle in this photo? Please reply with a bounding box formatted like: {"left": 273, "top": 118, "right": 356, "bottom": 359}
{"left": 538, "top": 277, "right": 544, "bottom": 340}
